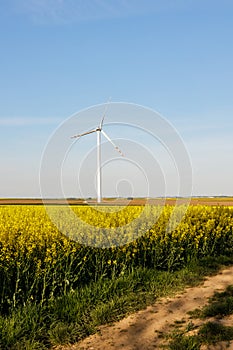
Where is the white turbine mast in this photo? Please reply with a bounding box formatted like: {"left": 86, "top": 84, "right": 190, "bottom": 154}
{"left": 71, "top": 107, "right": 124, "bottom": 203}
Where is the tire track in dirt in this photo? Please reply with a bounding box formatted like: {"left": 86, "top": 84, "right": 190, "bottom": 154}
{"left": 55, "top": 265, "right": 233, "bottom": 350}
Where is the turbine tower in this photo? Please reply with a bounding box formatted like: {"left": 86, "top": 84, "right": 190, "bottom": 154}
{"left": 71, "top": 112, "right": 124, "bottom": 203}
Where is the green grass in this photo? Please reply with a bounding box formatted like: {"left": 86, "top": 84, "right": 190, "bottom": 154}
{"left": 167, "top": 333, "right": 201, "bottom": 350}
{"left": 201, "top": 285, "right": 233, "bottom": 318}
{"left": 189, "top": 284, "right": 233, "bottom": 319}
{"left": 166, "top": 280, "right": 233, "bottom": 349}
{"left": 167, "top": 321, "right": 233, "bottom": 350}
{"left": 0, "top": 256, "right": 232, "bottom": 350}
{"left": 198, "top": 322, "right": 233, "bottom": 344}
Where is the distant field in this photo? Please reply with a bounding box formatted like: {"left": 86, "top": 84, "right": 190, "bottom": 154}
{"left": 0, "top": 197, "right": 233, "bottom": 206}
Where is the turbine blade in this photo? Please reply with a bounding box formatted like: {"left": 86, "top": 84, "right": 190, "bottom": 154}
{"left": 100, "top": 97, "right": 111, "bottom": 129}
{"left": 101, "top": 130, "right": 124, "bottom": 157}
{"left": 70, "top": 128, "right": 97, "bottom": 139}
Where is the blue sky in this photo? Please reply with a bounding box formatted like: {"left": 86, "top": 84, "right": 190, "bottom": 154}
{"left": 0, "top": 0, "right": 233, "bottom": 198}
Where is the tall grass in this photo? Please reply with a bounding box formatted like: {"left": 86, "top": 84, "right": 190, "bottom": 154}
{"left": 1, "top": 258, "right": 231, "bottom": 350}
{"left": 0, "top": 205, "right": 233, "bottom": 348}
{"left": 1, "top": 205, "right": 233, "bottom": 314}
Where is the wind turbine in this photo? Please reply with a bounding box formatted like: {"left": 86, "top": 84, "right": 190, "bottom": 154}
{"left": 71, "top": 112, "right": 124, "bottom": 203}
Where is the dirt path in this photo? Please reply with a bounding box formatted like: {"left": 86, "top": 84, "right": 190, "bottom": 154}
{"left": 56, "top": 266, "right": 233, "bottom": 350}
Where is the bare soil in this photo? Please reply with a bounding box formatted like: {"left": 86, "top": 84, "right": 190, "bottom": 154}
{"left": 55, "top": 266, "right": 233, "bottom": 350}
{"left": 1, "top": 197, "right": 233, "bottom": 206}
